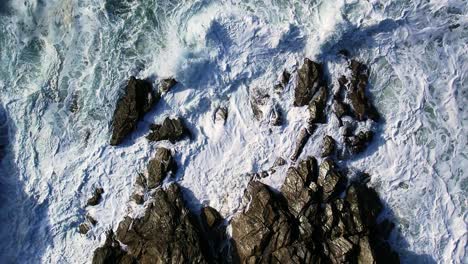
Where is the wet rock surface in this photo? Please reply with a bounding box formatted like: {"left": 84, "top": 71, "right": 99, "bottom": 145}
{"left": 110, "top": 77, "right": 158, "bottom": 146}
{"left": 159, "top": 78, "right": 177, "bottom": 93}
{"left": 294, "top": 58, "right": 326, "bottom": 107}
{"left": 146, "top": 148, "right": 176, "bottom": 188}
{"left": 87, "top": 187, "right": 104, "bottom": 206}
{"left": 231, "top": 159, "right": 399, "bottom": 264}
{"left": 114, "top": 183, "right": 212, "bottom": 264}
{"left": 146, "top": 117, "right": 188, "bottom": 142}
{"left": 94, "top": 58, "right": 400, "bottom": 264}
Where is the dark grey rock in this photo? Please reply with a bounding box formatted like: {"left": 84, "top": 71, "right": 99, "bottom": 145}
{"left": 308, "top": 86, "right": 328, "bottom": 124}
{"left": 79, "top": 223, "right": 90, "bottom": 234}
{"left": 146, "top": 148, "right": 176, "bottom": 188}
{"left": 291, "top": 126, "right": 315, "bottom": 161}
{"left": 116, "top": 183, "right": 211, "bottom": 264}
{"left": 294, "top": 58, "right": 326, "bottom": 106}
{"left": 147, "top": 117, "right": 188, "bottom": 143}
{"left": 92, "top": 230, "right": 134, "bottom": 264}
{"left": 87, "top": 187, "right": 104, "bottom": 206}
{"left": 110, "top": 77, "right": 158, "bottom": 146}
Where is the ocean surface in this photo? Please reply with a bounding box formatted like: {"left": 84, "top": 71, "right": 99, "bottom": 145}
{"left": 0, "top": 0, "right": 466, "bottom": 263}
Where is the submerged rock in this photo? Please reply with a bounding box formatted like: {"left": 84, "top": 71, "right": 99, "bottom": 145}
{"left": 147, "top": 117, "right": 188, "bottom": 143}
{"left": 214, "top": 107, "right": 228, "bottom": 125}
{"left": 110, "top": 77, "right": 158, "bottom": 146}
{"left": 294, "top": 58, "right": 326, "bottom": 106}
{"left": 146, "top": 148, "right": 176, "bottom": 188}
{"left": 87, "top": 187, "right": 104, "bottom": 206}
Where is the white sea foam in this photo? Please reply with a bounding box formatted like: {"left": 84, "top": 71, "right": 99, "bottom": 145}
{"left": 0, "top": 0, "right": 466, "bottom": 263}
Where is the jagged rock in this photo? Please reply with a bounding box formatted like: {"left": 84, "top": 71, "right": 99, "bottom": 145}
{"left": 280, "top": 157, "right": 318, "bottom": 216}
{"left": 291, "top": 125, "right": 315, "bottom": 161}
{"left": 345, "top": 130, "right": 374, "bottom": 154}
{"left": 146, "top": 148, "right": 176, "bottom": 188}
{"left": 86, "top": 215, "right": 97, "bottom": 226}
{"left": 116, "top": 183, "right": 211, "bottom": 264}
{"left": 348, "top": 60, "right": 380, "bottom": 121}
{"left": 110, "top": 77, "right": 158, "bottom": 146}
{"left": 147, "top": 117, "right": 188, "bottom": 142}
{"left": 92, "top": 230, "right": 134, "bottom": 264}
{"left": 250, "top": 89, "right": 269, "bottom": 120}
{"left": 318, "top": 160, "right": 346, "bottom": 201}
{"left": 159, "top": 78, "right": 177, "bottom": 93}
{"left": 294, "top": 58, "right": 326, "bottom": 106}
{"left": 231, "top": 181, "right": 298, "bottom": 263}
{"left": 308, "top": 86, "right": 328, "bottom": 124}
{"left": 87, "top": 187, "right": 104, "bottom": 206}
{"left": 273, "top": 157, "right": 287, "bottom": 167}
{"left": 321, "top": 135, "right": 335, "bottom": 157}
{"left": 201, "top": 206, "right": 223, "bottom": 229}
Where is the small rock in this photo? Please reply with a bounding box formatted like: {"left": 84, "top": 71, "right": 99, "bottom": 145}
{"left": 214, "top": 107, "right": 228, "bottom": 124}
{"left": 87, "top": 187, "right": 104, "bottom": 206}
{"left": 321, "top": 135, "right": 335, "bottom": 157}
{"left": 270, "top": 104, "right": 283, "bottom": 126}
{"left": 79, "top": 223, "right": 90, "bottom": 234}
{"left": 86, "top": 215, "right": 98, "bottom": 226}
{"left": 160, "top": 78, "right": 177, "bottom": 93}
{"left": 147, "top": 117, "right": 188, "bottom": 142}
{"left": 281, "top": 70, "right": 291, "bottom": 86}
{"left": 132, "top": 193, "right": 144, "bottom": 205}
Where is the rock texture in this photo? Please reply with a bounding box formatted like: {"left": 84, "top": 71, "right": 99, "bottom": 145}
{"left": 110, "top": 77, "right": 158, "bottom": 146}
{"left": 160, "top": 78, "right": 177, "bottom": 93}
{"left": 146, "top": 148, "right": 176, "bottom": 188}
{"left": 87, "top": 187, "right": 104, "bottom": 206}
{"left": 231, "top": 158, "right": 399, "bottom": 264}
{"left": 294, "top": 58, "right": 326, "bottom": 107}
{"left": 147, "top": 117, "right": 188, "bottom": 142}
{"left": 114, "top": 183, "right": 211, "bottom": 264}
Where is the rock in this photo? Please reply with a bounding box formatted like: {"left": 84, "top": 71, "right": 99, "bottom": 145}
{"left": 345, "top": 130, "right": 374, "bottom": 154}
{"left": 147, "top": 117, "right": 188, "bottom": 142}
{"left": 79, "top": 223, "right": 90, "bottom": 234}
{"left": 321, "top": 135, "right": 335, "bottom": 157}
{"left": 110, "top": 77, "right": 158, "bottom": 146}
{"left": 159, "top": 78, "right": 177, "bottom": 93}
{"left": 270, "top": 104, "right": 283, "bottom": 126}
{"left": 115, "top": 183, "right": 211, "bottom": 263}
{"left": 92, "top": 230, "right": 134, "bottom": 264}
{"left": 231, "top": 181, "right": 298, "bottom": 263}
{"left": 294, "top": 58, "right": 326, "bottom": 106}
{"left": 291, "top": 125, "right": 315, "bottom": 161}
{"left": 214, "top": 107, "right": 228, "bottom": 125}
{"left": 87, "top": 187, "right": 104, "bottom": 206}
{"left": 273, "top": 157, "right": 287, "bottom": 167}
{"left": 317, "top": 160, "right": 346, "bottom": 201}
{"left": 280, "top": 157, "right": 318, "bottom": 216}
{"left": 348, "top": 60, "right": 380, "bottom": 121}
{"left": 308, "top": 86, "right": 328, "bottom": 124}
{"left": 201, "top": 206, "right": 223, "bottom": 229}
{"left": 281, "top": 70, "right": 291, "bottom": 86}
{"left": 146, "top": 148, "right": 176, "bottom": 188}
{"left": 131, "top": 193, "right": 144, "bottom": 205}
{"left": 86, "top": 215, "right": 98, "bottom": 226}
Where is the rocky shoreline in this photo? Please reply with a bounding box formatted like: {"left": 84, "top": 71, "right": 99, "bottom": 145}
{"left": 90, "top": 57, "right": 400, "bottom": 264}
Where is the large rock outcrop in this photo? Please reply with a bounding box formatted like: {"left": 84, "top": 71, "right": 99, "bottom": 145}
{"left": 146, "top": 117, "right": 188, "bottom": 143}
{"left": 110, "top": 77, "right": 158, "bottom": 146}
{"left": 114, "top": 183, "right": 211, "bottom": 264}
{"left": 231, "top": 158, "right": 400, "bottom": 264}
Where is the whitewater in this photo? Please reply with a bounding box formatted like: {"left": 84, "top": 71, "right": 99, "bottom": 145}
{"left": 0, "top": 0, "right": 466, "bottom": 263}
